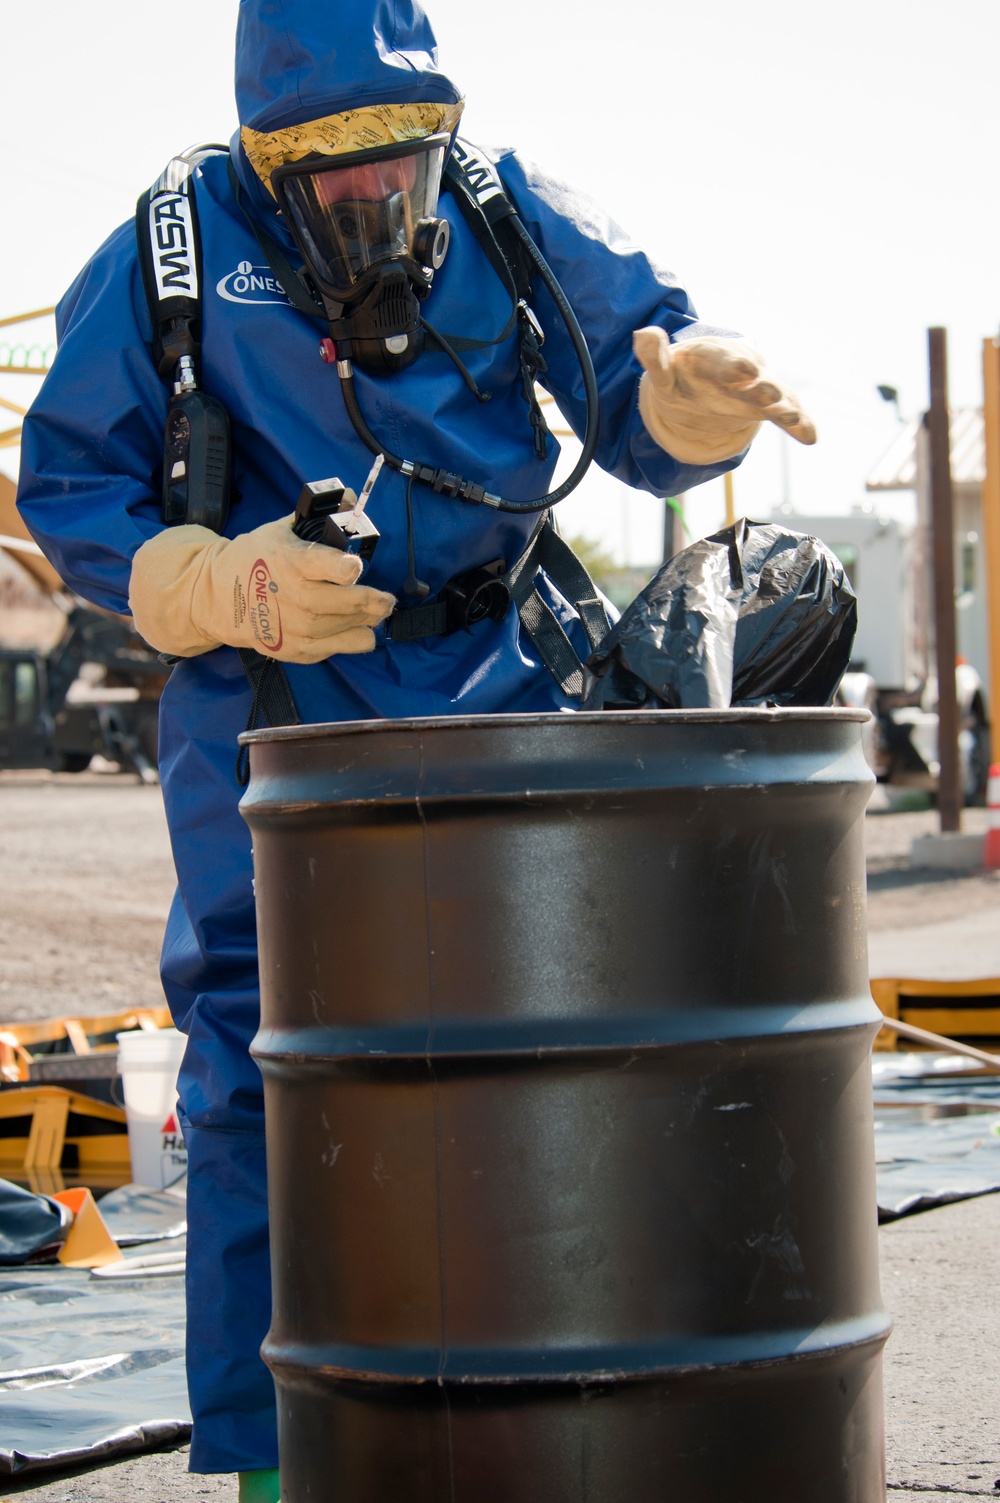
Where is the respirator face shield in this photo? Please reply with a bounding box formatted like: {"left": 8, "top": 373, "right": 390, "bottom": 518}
{"left": 272, "top": 134, "right": 451, "bottom": 306}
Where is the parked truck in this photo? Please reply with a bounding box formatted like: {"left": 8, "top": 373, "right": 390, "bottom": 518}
{"left": 0, "top": 601, "right": 164, "bottom": 779}
{"left": 773, "top": 506, "right": 991, "bottom": 803}
{"left": 0, "top": 473, "right": 165, "bottom": 779}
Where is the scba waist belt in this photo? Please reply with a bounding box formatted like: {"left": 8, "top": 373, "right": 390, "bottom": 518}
{"left": 387, "top": 558, "right": 510, "bottom": 641}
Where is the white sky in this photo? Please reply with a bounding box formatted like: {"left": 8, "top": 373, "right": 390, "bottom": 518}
{"left": 2, "top": 0, "right": 998, "bottom": 564}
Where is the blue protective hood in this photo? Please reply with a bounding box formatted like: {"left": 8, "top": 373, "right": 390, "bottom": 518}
{"left": 235, "top": 0, "right": 462, "bottom": 133}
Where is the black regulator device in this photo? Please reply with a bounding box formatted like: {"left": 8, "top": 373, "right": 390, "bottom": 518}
{"left": 290, "top": 453, "right": 512, "bottom": 635}
{"left": 161, "top": 355, "right": 232, "bottom": 533}
{"left": 292, "top": 455, "right": 383, "bottom": 563}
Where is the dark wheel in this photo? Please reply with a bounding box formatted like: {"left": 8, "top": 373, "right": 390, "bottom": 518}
{"left": 960, "top": 711, "right": 990, "bottom": 806}
{"left": 59, "top": 752, "right": 92, "bottom": 773}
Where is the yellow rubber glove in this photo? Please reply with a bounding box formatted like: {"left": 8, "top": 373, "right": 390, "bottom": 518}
{"left": 129, "top": 513, "right": 396, "bottom": 662}
{"left": 633, "top": 328, "right": 817, "bottom": 466}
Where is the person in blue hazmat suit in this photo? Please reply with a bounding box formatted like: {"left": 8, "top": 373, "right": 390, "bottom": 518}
{"left": 17, "top": 2, "right": 816, "bottom": 1497}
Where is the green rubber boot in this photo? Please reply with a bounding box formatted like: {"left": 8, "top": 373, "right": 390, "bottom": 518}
{"left": 238, "top": 1469, "right": 281, "bottom": 1503}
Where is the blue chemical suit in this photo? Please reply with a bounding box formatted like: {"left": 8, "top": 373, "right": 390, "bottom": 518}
{"left": 17, "top": 0, "right": 743, "bottom": 1473}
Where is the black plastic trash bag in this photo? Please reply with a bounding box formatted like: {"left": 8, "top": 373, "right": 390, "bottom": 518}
{"left": 581, "top": 520, "right": 857, "bottom": 711}
{"left": 0, "top": 1178, "right": 70, "bottom": 1265}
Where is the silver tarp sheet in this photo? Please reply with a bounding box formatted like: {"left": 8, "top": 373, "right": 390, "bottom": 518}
{"left": 0, "top": 1181, "right": 189, "bottom": 1475}
{"left": 875, "top": 1054, "right": 1000, "bottom": 1220}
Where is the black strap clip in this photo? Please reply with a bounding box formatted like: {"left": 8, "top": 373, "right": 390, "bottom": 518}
{"left": 516, "top": 301, "right": 550, "bottom": 460}
{"left": 441, "top": 558, "right": 511, "bottom": 633}
{"left": 389, "top": 558, "right": 511, "bottom": 642}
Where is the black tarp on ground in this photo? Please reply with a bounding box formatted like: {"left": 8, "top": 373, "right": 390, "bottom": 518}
{"left": 0, "top": 1184, "right": 189, "bottom": 1476}
{"left": 4, "top": 1072, "right": 1000, "bottom": 1477}
{"left": 0, "top": 1182, "right": 70, "bottom": 1266}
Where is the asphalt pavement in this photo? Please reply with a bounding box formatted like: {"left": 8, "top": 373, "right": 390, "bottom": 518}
{"left": 866, "top": 807, "right": 1000, "bottom": 980}
{"left": 882, "top": 1192, "right": 1000, "bottom": 1498}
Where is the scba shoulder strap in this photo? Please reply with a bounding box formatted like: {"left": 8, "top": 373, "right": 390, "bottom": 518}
{"left": 135, "top": 142, "right": 607, "bottom": 732}
{"left": 136, "top": 144, "right": 228, "bottom": 378}
{"left": 441, "top": 141, "right": 550, "bottom": 458}
{"left": 136, "top": 143, "right": 235, "bottom": 538}
{"left": 136, "top": 141, "right": 298, "bottom": 751}
{"left": 445, "top": 140, "right": 535, "bottom": 305}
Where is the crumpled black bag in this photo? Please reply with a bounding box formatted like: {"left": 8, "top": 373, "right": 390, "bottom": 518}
{"left": 581, "top": 520, "right": 857, "bottom": 711}
{"left": 0, "top": 1177, "right": 70, "bottom": 1265}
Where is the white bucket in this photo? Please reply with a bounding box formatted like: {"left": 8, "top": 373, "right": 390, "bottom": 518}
{"left": 116, "top": 1028, "right": 188, "bottom": 1189}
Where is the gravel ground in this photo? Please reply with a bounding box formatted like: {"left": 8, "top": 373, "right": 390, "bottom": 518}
{"left": 864, "top": 806, "right": 991, "bottom": 872}
{"left": 0, "top": 773, "right": 996, "bottom": 1026}
{"left": 0, "top": 1448, "right": 232, "bottom": 1500}
{"left": 0, "top": 772, "right": 175, "bottom": 1023}
{"left": 881, "top": 1192, "right": 1000, "bottom": 1498}
{"left": 864, "top": 807, "right": 1000, "bottom": 978}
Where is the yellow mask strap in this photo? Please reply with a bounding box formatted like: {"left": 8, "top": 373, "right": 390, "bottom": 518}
{"left": 241, "top": 99, "right": 465, "bottom": 197}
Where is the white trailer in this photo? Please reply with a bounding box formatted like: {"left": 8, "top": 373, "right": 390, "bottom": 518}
{"left": 771, "top": 459, "right": 991, "bottom": 803}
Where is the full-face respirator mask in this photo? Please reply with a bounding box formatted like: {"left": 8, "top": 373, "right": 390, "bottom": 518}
{"left": 271, "top": 134, "right": 451, "bottom": 374}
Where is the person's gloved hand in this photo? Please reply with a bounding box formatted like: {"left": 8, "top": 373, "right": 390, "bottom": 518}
{"left": 129, "top": 513, "right": 396, "bottom": 662}
{"left": 633, "top": 328, "right": 817, "bottom": 466}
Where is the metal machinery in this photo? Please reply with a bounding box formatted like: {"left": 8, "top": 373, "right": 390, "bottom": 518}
{"left": 0, "top": 307, "right": 164, "bottom": 779}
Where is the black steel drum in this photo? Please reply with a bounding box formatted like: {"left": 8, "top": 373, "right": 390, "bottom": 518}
{"left": 241, "top": 708, "right": 887, "bottom": 1503}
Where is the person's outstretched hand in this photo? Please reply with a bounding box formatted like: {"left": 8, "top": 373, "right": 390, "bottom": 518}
{"left": 633, "top": 328, "right": 816, "bottom": 466}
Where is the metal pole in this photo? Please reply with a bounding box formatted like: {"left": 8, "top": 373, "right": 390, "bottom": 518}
{"left": 980, "top": 338, "right": 1000, "bottom": 767}
{"left": 662, "top": 494, "right": 687, "bottom": 564}
{"left": 926, "top": 327, "right": 962, "bottom": 832}
{"left": 724, "top": 471, "right": 735, "bottom": 528}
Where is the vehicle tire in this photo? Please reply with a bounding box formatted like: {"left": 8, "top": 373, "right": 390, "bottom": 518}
{"left": 59, "top": 752, "right": 93, "bottom": 774}
{"left": 960, "top": 711, "right": 990, "bottom": 806}
{"left": 133, "top": 704, "right": 159, "bottom": 768}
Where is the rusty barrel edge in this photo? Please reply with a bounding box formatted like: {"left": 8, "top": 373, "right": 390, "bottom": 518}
{"left": 242, "top": 709, "right": 887, "bottom": 1503}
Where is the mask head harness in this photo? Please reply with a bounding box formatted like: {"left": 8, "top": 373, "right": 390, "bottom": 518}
{"left": 271, "top": 134, "right": 451, "bottom": 375}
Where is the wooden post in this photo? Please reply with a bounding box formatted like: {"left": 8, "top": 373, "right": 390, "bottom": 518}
{"left": 926, "top": 327, "right": 962, "bottom": 831}
{"left": 662, "top": 494, "right": 687, "bottom": 564}
{"left": 981, "top": 338, "right": 1000, "bottom": 767}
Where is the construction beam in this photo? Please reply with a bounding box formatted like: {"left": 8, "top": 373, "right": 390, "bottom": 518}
{"left": 982, "top": 338, "right": 1000, "bottom": 766}
{"left": 0, "top": 306, "right": 56, "bottom": 330}
{"left": 926, "top": 327, "right": 962, "bottom": 831}
{"left": 24, "top": 1091, "right": 69, "bottom": 1171}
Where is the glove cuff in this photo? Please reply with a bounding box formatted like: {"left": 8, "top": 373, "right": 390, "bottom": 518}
{"left": 128, "top": 527, "right": 228, "bottom": 657}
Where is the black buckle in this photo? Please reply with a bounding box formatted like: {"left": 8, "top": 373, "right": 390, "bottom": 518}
{"left": 441, "top": 558, "right": 510, "bottom": 634}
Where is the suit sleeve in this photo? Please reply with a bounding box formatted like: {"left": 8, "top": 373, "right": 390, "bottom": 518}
{"left": 16, "top": 220, "right": 167, "bottom": 615}
{"left": 494, "top": 149, "right": 746, "bottom": 498}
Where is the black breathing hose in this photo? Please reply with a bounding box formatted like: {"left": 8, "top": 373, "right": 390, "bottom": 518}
{"left": 337, "top": 213, "right": 602, "bottom": 514}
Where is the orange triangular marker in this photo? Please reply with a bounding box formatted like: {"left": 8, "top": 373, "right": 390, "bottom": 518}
{"left": 53, "top": 1188, "right": 124, "bottom": 1269}
{"left": 161, "top": 1111, "right": 179, "bottom": 1134}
